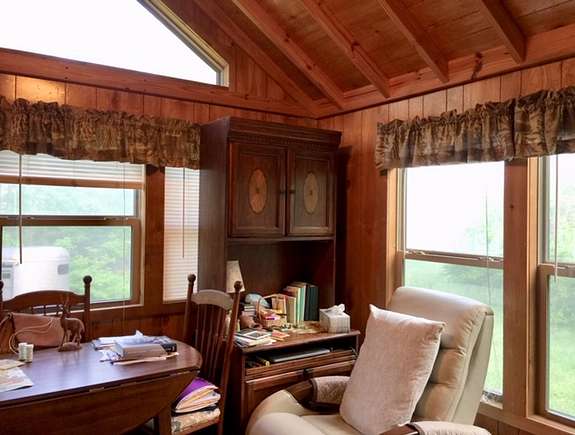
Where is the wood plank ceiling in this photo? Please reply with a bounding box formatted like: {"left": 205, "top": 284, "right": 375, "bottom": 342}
{"left": 179, "top": 0, "right": 575, "bottom": 118}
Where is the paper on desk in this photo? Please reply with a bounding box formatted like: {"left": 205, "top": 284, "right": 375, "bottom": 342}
{"left": 99, "top": 348, "right": 179, "bottom": 365}
{"left": 0, "top": 367, "right": 33, "bottom": 393}
{"left": 0, "top": 359, "right": 24, "bottom": 370}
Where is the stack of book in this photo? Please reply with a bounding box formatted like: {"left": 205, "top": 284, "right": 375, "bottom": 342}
{"left": 234, "top": 328, "right": 275, "bottom": 347}
{"left": 93, "top": 331, "right": 177, "bottom": 363}
{"left": 173, "top": 377, "right": 220, "bottom": 413}
{"left": 283, "top": 282, "right": 319, "bottom": 325}
{"left": 241, "top": 302, "right": 256, "bottom": 318}
{"left": 171, "top": 378, "right": 221, "bottom": 432}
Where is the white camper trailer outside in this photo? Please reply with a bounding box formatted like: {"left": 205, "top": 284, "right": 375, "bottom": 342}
{"left": 1, "top": 247, "right": 70, "bottom": 299}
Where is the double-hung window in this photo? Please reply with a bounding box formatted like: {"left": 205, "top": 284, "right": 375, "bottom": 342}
{"left": 538, "top": 154, "right": 575, "bottom": 423}
{"left": 0, "top": 151, "right": 144, "bottom": 304}
{"left": 399, "top": 162, "right": 504, "bottom": 398}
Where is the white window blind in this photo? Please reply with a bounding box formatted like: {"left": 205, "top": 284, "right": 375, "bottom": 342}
{"left": 0, "top": 151, "right": 145, "bottom": 189}
{"left": 163, "top": 167, "right": 200, "bottom": 301}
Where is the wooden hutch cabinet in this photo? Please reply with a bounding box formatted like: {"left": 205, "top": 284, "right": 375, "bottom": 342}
{"left": 199, "top": 117, "right": 340, "bottom": 308}
{"left": 199, "top": 118, "right": 349, "bottom": 432}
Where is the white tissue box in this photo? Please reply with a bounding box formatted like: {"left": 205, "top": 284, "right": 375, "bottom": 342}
{"left": 319, "top": 305, "right": 350, "bottom": 333}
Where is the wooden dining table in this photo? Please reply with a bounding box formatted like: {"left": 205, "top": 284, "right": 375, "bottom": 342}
{"left": 0, "top": 340, "right": 202, "bottom": 435}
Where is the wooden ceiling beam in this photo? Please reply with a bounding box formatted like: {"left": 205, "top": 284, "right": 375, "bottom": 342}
{"left": 299, "top": 0, "right": 391, "bottom": 97}
{"left": 315, "top": 22, "right": 575, "bottom": 117}
{"left": 375, "top": 0, "right": 449, "bottom": 82}
{"left": 231, "top": 0, "right": 346, "bottom": 108}
{"left": 190, "top": 0, "right": 319, "bottom": 115}
{"left": 474, "top": 0, "right": 525, "bottom": 63}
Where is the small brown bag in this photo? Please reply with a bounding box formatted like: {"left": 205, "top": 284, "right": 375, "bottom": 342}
{"left": 11, "top": 313, "right": 65, "bottom": 348}
{"left": 0, "top": 314, "right": 14, "bottom": 353}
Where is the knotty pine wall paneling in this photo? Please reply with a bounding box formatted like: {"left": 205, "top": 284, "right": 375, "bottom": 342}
{"left": 319, "top": 58, "right": 575, "bottom": 435}
{"left": 0, "top": 72, "right": 316, "bottom": 341}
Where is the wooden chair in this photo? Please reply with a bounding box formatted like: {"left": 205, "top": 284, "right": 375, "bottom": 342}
{"left": 0, "top": 275, "right": 92, "bottom": 345}
{"left": 178, "top": 274, "right": 242, "bottom": 435}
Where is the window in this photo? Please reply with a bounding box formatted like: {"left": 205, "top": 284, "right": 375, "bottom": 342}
{"left": 400, "top": 162, "right": 504, "bottom": 397}
{"left": 0, "top": 0, "right": 226, "bottom": 85}
{"left": 0, "top": 151, "right": 144, "bottom": 304}
{"left": 163, "top": 167, "right": 199, "bottom": 301}
{"left": 538, "top": 154, "right": 575, "bottom": 422}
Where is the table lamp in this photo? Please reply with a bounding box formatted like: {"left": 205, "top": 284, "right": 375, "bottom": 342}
{"left": 226, "top": 260, "right": 245, "bottom": 294}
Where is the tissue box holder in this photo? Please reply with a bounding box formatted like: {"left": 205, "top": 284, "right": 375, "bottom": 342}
{"left": 319, "top": 307, "right": 350, "bottom": 333}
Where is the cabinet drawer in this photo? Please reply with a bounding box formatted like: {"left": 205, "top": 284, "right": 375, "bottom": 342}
{"left": 246, "top": 349, "right": 356, "bottom": 380}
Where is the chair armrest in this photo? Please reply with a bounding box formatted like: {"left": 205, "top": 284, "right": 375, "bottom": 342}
{"left": 287, "top": 376, "right": 349, "bottom": 411}
{"left": 380, "top": 422, "right": 491, "bottom": 435}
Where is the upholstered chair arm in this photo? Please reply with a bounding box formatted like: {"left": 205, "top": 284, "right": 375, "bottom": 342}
{"left": 291, "top": 376, "right": 349, "bottom": 410}
{"left": 381, "top": 422, "right": 491, "bottom": 435}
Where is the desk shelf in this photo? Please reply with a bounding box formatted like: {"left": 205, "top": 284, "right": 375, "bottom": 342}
{"left": 226, "top": 330, "right": 359, "bottom": 433}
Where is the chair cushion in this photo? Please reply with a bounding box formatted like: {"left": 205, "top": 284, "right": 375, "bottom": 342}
{"left": 340, "top": 305, "right": 444, "bottom": 435}
{"left": 171, "top": 407, "right": 220, "bottom": 433}
{"left": 301, "top": 415, "right": 361, "bottom": 435}
{"left": 250, "top": 413, "right": 326, "bottom": 435}
{"left": 389, "top": 287, "right": 492, "bottom": 421}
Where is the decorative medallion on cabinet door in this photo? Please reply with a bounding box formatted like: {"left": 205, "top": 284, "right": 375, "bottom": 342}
{"left": 288, "top": 150, "right": 334, "bottom": 236}
{"left": 230, "top": 143, "right": 286, "bottom": 237}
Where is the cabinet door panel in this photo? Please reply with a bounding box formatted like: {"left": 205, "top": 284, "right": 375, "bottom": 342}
{"left": 288, "top": 151, "right": 334, "bottom": 236}
{"left": 230, "top": 143, "right": 286, "bottom": 237}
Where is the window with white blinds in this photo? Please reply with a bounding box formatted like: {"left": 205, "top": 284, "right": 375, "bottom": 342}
{"left": 0, "top": 150, "right": 144, "bottom": 189}
{"left": 163, "top": 167, "right": 200, "bottom": 301}
{"left": 0, "top": 150, "right": 144, "bottom": 304}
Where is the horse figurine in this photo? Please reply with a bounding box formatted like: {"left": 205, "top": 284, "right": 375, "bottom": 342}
{"left": 58, "top": 305, "right": 85, "bottom": 351}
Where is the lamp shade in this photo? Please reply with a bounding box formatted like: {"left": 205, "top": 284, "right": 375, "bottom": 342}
{"left": 226, "top": 260, "right": 245, "bottom": 293}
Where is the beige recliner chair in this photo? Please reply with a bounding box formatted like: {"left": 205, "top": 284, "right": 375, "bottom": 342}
{"left": 247, "top": 287, "right": 494, "bottom": 435}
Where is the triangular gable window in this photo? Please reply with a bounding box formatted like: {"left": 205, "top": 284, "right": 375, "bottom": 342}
{"left": 0, "top": 0, "right": 226, "bottom": 85}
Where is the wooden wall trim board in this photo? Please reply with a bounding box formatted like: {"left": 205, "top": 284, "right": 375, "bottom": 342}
{"left": 0, "top": 48, "right": 312, "bottom": 118}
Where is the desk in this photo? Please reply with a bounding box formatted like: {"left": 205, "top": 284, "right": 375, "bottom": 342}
{"left": 0, "top": 341, "right": 201, "bottom": 435}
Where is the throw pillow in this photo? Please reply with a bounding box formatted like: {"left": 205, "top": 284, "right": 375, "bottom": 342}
{"left": 340, "top": 305, "right": 444, "bottom": 435}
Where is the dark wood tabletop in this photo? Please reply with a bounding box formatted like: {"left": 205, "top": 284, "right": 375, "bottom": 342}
{"left": 0, "top": 340, "right": 202, "bottom": 407}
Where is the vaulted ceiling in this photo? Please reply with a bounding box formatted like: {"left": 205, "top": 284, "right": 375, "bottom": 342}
{"left": 173, "top": 0, "right": 575, "bottom": 117}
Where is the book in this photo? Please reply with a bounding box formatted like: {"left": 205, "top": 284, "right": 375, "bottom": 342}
{"left": 173, "top": 377, "right": 219, "bottom": 414}
{"left": 284, "top": 284, "right": 305, "bottom": 325}
{"left": 236, "top": 329, "right": 271, "bottom": 340}
{"left": 92, "top": 331, "right": 177, "bottom": 353}
{"left": 112, "top": 342, "right": 168, "bottom": 360}
{"left": 285, "top": 295, "right": 296, "bottom": 324}
{"left": 291, "top": 282, "right": 308, "bottom": 324}
{"left": 304, "top": 284, "right": 319, "bottom": 321}
{"left": 234, "top": 335, "right": 275, "bottom": 347}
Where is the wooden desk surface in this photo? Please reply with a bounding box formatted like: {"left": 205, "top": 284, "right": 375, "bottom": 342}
{"left": 0, "top": 340, "right": 202, "bottom": 407}
{"left": 239, "top": 330, "right": 360, "bottom": 354}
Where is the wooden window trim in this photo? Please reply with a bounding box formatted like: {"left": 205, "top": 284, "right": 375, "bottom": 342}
{"left": 0, "top": 216, "right": 142, "bottom": 307}
{"left": 396, "top": 166, "right": 506, "bottom": 400}
{"left": 536, "top": 154, "right": 575, "bottom": 428}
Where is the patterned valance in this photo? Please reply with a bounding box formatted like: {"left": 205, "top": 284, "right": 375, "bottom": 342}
{"left": 375, "top": 86, "right": 575, "bottom": 170}
{"left": 0, "top": 96, "right": 200, "bottom": 168}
